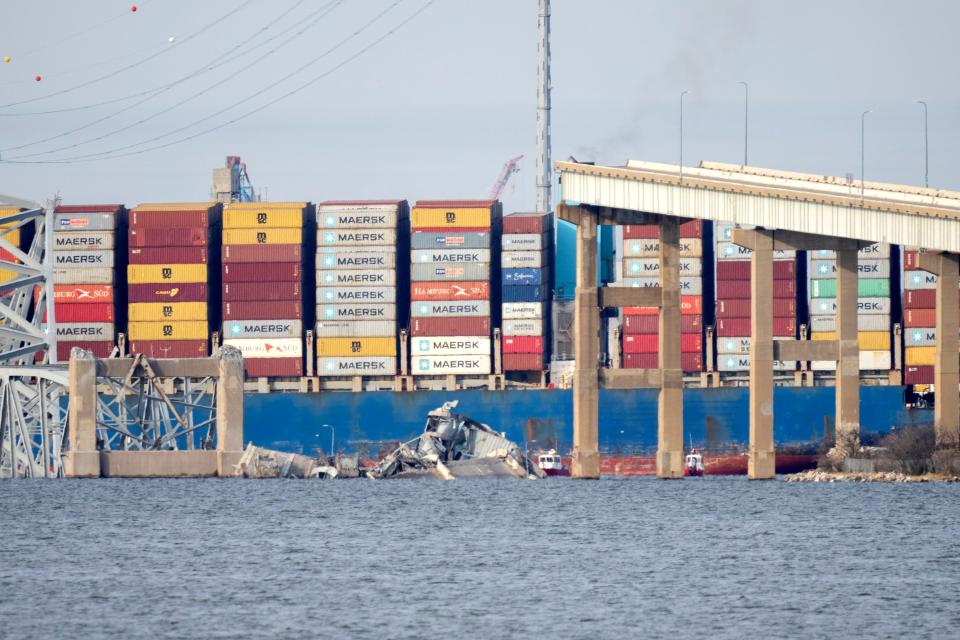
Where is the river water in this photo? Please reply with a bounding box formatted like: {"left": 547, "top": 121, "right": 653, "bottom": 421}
{"left": 1, "top": 477, "right": 957, "bottom": 639}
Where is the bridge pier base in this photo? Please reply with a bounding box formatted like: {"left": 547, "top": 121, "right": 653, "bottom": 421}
{"left": 572, "top": 207, "right": 600, "bottom": 479}
{"left": 656, "top": 217, "right": 684, "bottom": 478}
{"left": 64, "top": 351, "right": 100, "bottom": 478}
{"left": 749, "top": 231, "right": 775, "bottom": 479}
{"left": 217, "top": 347, "right": 246, "bottom": 476}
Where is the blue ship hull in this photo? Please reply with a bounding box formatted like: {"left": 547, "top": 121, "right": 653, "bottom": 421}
{"left": 244, "top": 386, "right": 931, "bottom": 456}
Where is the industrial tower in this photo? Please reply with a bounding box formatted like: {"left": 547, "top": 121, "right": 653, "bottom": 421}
{"left": 536, "top": 0, "right": 552, "bottom": 213}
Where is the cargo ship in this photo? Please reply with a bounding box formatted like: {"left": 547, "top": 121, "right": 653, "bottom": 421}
{"left": 7, "top": 199, "right": 938, "bottom": 475}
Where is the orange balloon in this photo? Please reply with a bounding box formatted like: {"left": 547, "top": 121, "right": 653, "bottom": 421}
{"left": 131, "top": 5, "right": 137, "bottom": 11}
{"left": 35, "top": 75, "right": 41, "bottom": 81}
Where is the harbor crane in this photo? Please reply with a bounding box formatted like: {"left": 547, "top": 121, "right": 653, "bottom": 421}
{"left": 489, "top": 155, "right": 523, "bottom": 200}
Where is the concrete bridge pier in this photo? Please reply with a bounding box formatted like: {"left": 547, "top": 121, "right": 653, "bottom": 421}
{"left": 835, "top": 240, "right": 861, "bottom": 454}
{"left": 571, "top": 206, "right": 600, "bottom": 479}
{"left": 918, "top": 252, "right": 960, "bottom": 449}
{"left": 217, "top": 347, "right": 246, "bottom": 475}
{"left": 63, "top": 351, "right": 101, "bottom": 478}
{"left": 748, "top": 231, "right": 775, "bottom": 479}
{"left": 656, "top": 217, "right": 684, "bottom": 479}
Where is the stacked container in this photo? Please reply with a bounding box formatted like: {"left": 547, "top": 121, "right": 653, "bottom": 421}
{"left": 902, "top": 248, "right": 939, "bottom": 384}
{"left": 0, "top": 211, "right": 23, "bottom": 287}
{"left": 221, "top": 202, "right": 307, "bottom": 378}
{"left": 809, "top": 244, "right": 893, "bottom": 372}
{"left": 501, "top": 213, "right": 552, "bottom": 372}
{"left": 409, "top": 199, "right": 500, "bottom": 376}
{"left": 316, "top": 200, "right": 407, "bottom": 377}
{"left": 126, "top": 203, "right": 218, "bottom": 358}
{"left": 620, "top": 220, "right": 704, "bottom": 372}
{"left": 714, "top": 223, "right": 797, "bottom": 373}
{"left": 49, "top": 205, "right": 121, "bottom": 360}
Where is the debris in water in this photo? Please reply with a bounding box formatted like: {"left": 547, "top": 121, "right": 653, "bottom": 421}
{"left": 235, "top": 443, "right": 337, "bottom": 479}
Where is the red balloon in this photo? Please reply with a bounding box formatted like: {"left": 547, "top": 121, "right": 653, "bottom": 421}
{"left": 34, "top": 75, "right": 41, "bottom": 82}
{"left": 131, "top": 5, "right": 137, "bottom": 11}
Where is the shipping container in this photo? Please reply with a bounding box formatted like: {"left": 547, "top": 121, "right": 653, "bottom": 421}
{"left": 128, "top": 282, "right": 208, "bottom": 303}
{"left": 623, "top": 334, "right": 658, "bottom": 353}
{"left": 410, "top": 300, "right": 490, "bottom": 318}
{"left": 622, "top": 238, "right": 703, "bottom": 258}
{"left": 53, "top": 231, "right": 114, "bottom": 251}
{"left": 411, "top": 231, "right": 491, "bottom": 250}
{"left": 502, "top": 319, "right": 543, "bottom": 336}
{"left": 314, "top": 320, "right": 397, "bottom": 338}
{"left": 501, "top": 336, "right": 543, "bottom": 354}
{"left": 56, "top": 341, "right": 114, "bottom": 361}
{"left": 904, "top": 347, "right": 936, "bottom": 366}
{"left": 411, "top": 281, "right": 489, "bottom": 301}
{"left": 55, "top": 323, "right": 115, "bottom": 341}
{"left": 128, "top": 340, "right": 208, "bottom": 358}
{"left": 623, "top": 257, "right": 703, "bottom": 277}
{"left": 904, "top": 309, "right": 936, "bottom": 328}
{"left": 409, "top": 317, "right": 490, "bottom": 337}
{"left": 622, "top": 277, "right": 703, "bottom": 295}
{"left": 316, "top": 337, "right": 397, "bottom": 357}
{"left": 502, "top": 233, "right": 550, "bottom": 251}
{"left": 503, "top": 213, "right": 550, "bottom": 234}
{"left": 222, "top": 228, "right": 302, "bottom": 245}
{"left": 501, "top": 285, "right": 550, "bottom": 302}
{"left": 128, "top": 227, "right": 208, "bottom": 248}
{"left": 502, "top": 268, "right": 548, "bottom": 286}
{"left": 811, "top": 331, "right": 892, "bottom": 350}
{"left": 128, "top": 263, "right": 207, "bottom": 284}
{"left": 623, "top": 220, "right": 702, "bottom": 239}
{"left": 245, "top": 358, "right": 304, "bottom": 378}
{"left": 411, "top": 249, "right": 490, "bottom": 264}
{"left": 129, "top": 247, "right": 208, "bottom": 265}
{"left": 809, "top": 314, "right": 892, "bottom": 332}
{"left": 226, "top": 262, "right": 301, "bottom": 283}
{"left": 317, "top": 250, "right": 395, "bottom": 270}
{"left": 222, "top": 244, "right": 302, "bottom": 264}
{"left": 411, "top": 208, "right": 491, "bottom": 229}
{"left": 622, "top": 353, "right": 659, "bottom": 368}
{"left": 316, "top": 209, "right": 399, "bottom": 229}
{"left": 411, "top": 263, "right": 490, "bottom": 282}
{"left": 858, "top": 260, "right": 891, "bottom": 278}
{"left": 316, "top": 286, "right": 393, "bottom": 304}
{"left": 128, "top": 302, "right": 207, "bottom": 322}
{"left": 622, "top": 314, "right": 702, "bottom": 335}
{"left": 411, "top": 336, "right": 492, "bottom": 356}
{"left": 904, "top": 328, "right": 937, "bottom": 347}
{"left": 131, "top": 202, "right": 215, "bottom": 211}
{"left": 225, "top": 301, "right": 303, "bottom": 320}
{"left": 681, "top": 353, "right": 704, "bottom": 371}
{"left": 54, "top": 213, "right": 115, "bottom": 231}
{"left": 127, "top": 321, "right": 209, "bottom": 341}
{"left": 318, "top": 228, "right": 396, "bottom": 247}
{"left": 223, "top": 320, "right": 302, "bottom": 339}
{"left": 52, "top": 303, "right": 114, "bottom": 323}
{"left": 904, "top": 290, "right": 936, "bottom": 309}
{"left": 715, "top": 260, "right": 797, "bottom": 280}
{"left": 904, "top": 365, "right": 934, "bottom": 385}
{"left": 53, "top": 250, "right": 113, "bottom": 269}
{"left": 52, "top": 284, "right": 114, "bottom": 303}
{"left": 502, "top": 302, "right": 543, "bottom": 319}
{"left": 317, "top": 303, "right": 393, "bottom": 321}
{"left": 903, "top": 271, "right": 938, "bottom": 289}
{"left": 501, "top": 251, "right": 545, "bottom": 269}
{"left": 503, "top": 353, "right": 546, "bottom": 371}
{"left": 411, "top": 355, "right": 491, "bottom": 375}
{"left": 717, "top": 337, "right": 752, "bottom": 355}
{"left": 717, "top": 317, "right": 796, "bottom": 337}
{"left": 718, "top": 355, "right": 797, "bottom": 372}
{"left": 624, "top": 296, "right": 702, "bottom": 316}
{"left": 129, "top": 210, "right": 209, "bottom": 228}
{"left": 53, "top": 268, "right": 114, "bottom": 285}
{"left": 317, "top": 357, "right": 397, "bottom": 377}
{"left": 222, "top": 338, "right": 303, "bottom": 359}
{"left": 316, "top": 268, "right": 395, "bottom": 287}
{"left": 226, "top": 281, "right": 301, "bottom": 302}
{"left": 810, "top": 279, "right": 891, "bottom": 298}
{"left": 223, "top": 208, "right": 303, "bottom": 229}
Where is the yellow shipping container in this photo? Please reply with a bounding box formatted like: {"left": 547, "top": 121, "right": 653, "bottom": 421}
{"left": 812, "top": 331, "right": 892, "bottom": 350}
{"left": 223, "top": 208, "right": 303, "bottom": 229}
{"left": 222, "top": 228, "right": 302, "bottom": 245}
{"left": 811, "top": 332, "right": 835, "bottom": 341}
{"left": 133, "top": 202, "right": 215, "bottom": 212}
{"left": 128, "top": 302, "right": 208, "bottom": 322}
{"left": 225, "top": 202, "right": 307, "bottom": 210}
{"left": 316, "top": 337, "right": 397, "bottom": 357}
{"left": 127, "top": 264, "right": 208, "bottom": 284}
{"left": 127, "top": 321, "right": 209, "bottom": 341}
{"left": 905, "top": 346, "right": 936, "bottom": 366}
{"left": 411, "top": 207, "right": 491, "bottom": 229}
{"left": 0, "top": 270, "right": 17, "bottom": 284}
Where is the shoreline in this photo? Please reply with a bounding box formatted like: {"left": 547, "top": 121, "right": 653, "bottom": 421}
{"left": 785, "top": 469, "right": 960, "bottom": 483}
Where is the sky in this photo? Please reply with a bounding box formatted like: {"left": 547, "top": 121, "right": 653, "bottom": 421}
{"left": 1, "top": 0, "right": 958, "bottom": 212}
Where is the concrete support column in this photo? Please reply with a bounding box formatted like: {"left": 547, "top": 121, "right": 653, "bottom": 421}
{"left": 835, "top": 240, "right": 860, "bottom": 454}
{"left": 749, "top": 231, "right": 775, "bottom": 479}
{"left": 572, "top": 207, "right": 600, "bottom": 479}
{"left": 216, "top": 346, "right": 245, "bottom": 476}
{"left": 64, "top": 349, "right": 100, "bottom": 478}
{"left": 934, "top": 253, "right": 960, "bottom": 449}
{"left": 657, "top": 217, "right": 684, "bottom": 478}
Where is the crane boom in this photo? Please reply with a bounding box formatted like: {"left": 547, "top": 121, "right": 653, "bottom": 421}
{"left": 489, "top": 155, "right": 523, "bottom": 200}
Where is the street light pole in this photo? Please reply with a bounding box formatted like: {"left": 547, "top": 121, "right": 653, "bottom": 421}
{"left": 860, "top": 109, "right": 872, "bottom": 204}
{"left": 738, "top": 81, "right": 748, "bottom": 166}
{"left": 917, "top": 100, "right": 929, "bottom": 188}
{"left": 679, "top": 90, "right": 689, "bottom": 181}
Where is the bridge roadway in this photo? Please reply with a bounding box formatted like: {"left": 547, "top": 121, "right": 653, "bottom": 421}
{"left": 557, "top": 159, "right": 960, "bottom": 479}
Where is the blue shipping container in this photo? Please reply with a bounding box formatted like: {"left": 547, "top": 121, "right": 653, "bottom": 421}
{"left": 502, "top": 284, "right": 550, "bottom": 302}
{"left": 503, "top": 267, "right": 548, "bottom": 286}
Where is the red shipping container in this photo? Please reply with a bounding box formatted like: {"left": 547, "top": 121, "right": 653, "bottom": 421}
{"left": 503, "top": 353, "right": 546, "bottom": 371}
{"left": 55, "top": 204, "right": 122, "bottom": 214}
{"left": 53, "top": 284, "right": 114, "bottom": 304}
{"left": 717, "top": 299, "right": 751, "bottom": 319}
{"left": 222, "top": 244, "right": 302, "bottom": 263}
{"left": 904, "top": 365, "right": 934, "bottom": 385}
{"left": 245, "top": 357, "right": 303, "bottom": 378}
{"left": 129, "top": 209, "right": 210, "bottom": 228}
{"left": 904, "top": 290, "right": 936, "bottom": 309}
{"left": 223, "top": 301, "right": 302, "bottom": 320}
{"left": 128, "top": 227, "right": 208, "bottom": 248}
{"left": 410, "top": 317, "right": 491, "bottom": 337}
{"left": 905, "top": 309, "right": 936, "bottom": 327}
{"left": 773, "top": 278, "right": 798, "bottom": 298}
{"left": 223, "top": 262, "right": 300, "bottom": 282}
{"left": 903, "top": 250, "right": 923, "bottom": 270}
{"left": 128, "top": 340, "right": 209, "bottom": 358}
{"left": 48, "top": 303, "right": 114, "bottom": 323}
{"left": 774, "top": 317, "right": 797, "bottom": 336}
{"left": 622, "top": 314, "right": 701, "bottom": 335}
{"left": 622, "top": 220, "right": 702, "bottom": 239}
{"left": 128, "top": 282, "right": 208, "bottom": 303}
{"left": 681, "top": 333, "right": 702, "bottom": 353}
{"left": 717, "top": 317, "right": 795, "bottom": 337}
{"left": 502, "top": 336, "right": 543, "bottom": 353}
{"left": 503, "top": 214, "right": 549, "bottom": 234}
{"left": 56, "top": 340, "right": 114, "bottom": 361}
{"left": 623, "top": 334, "right": 659, "bottom": 354}
{"left": 715, "top": 279, "right": 752, "bottom": 299}
{"left": 774, "top": 299, "right": 797, "bottom": 317}
{"left": 413, "top": 227, "right": 490, "bottom": 234}
{"left": 129, "top": 246, "right": 208, "bottom": 264}
{"left": 715, "top": 260, "right": 795, "bottom": 281}
{"left": 623, "top": 353, "right": 658, "bottom": 368}
{"left": 223, "top": 282, "right": 302, "bottom": 302}
{"left": 681, "top": 352, "right": 704, "bottom": 371}
{"left": 412, "top": 281, "right": 490, "bottom": 301}
{"left": 624, "top": 296, "right": 701, "bottom": 316}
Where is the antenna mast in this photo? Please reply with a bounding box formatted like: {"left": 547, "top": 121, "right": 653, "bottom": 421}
{"left": 536, "top": 0, "right": 552, "bottom": 213}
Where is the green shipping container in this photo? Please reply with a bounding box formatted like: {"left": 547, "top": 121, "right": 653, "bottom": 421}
{"left": 810, "top": 278, "right": 890, "bottom": 298}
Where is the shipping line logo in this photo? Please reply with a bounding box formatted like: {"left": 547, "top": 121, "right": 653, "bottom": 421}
{"left": 151, "top": 287, "right": 181, "bottom": 298}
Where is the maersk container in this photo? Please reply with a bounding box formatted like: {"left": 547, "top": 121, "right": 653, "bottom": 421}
{"left": 411, "top": 263, "right": 490, "bottom": 282}
{"left": 411, "top": 282, "right": 489, "bottom": 301}
{"left": 904, "top": 328, "right": 937, "bottom": 347}
{"left": 129, "top": 227, "right": 208, "bottom": 248}
{"left": 502, "top": 302, "right": 543, "bottom": 320}
{"left": 717, "top": 355, "right": 797, "bottom": 372}
{"left": 622, "top": 277, "right": 703, "bottom": 295}
{"left": 223, "top": 244, "right": 301, "bottom": 263}
{"left": 623, "top": 238, "right": 702, "bottom": 258}
{"left": 501, "top": 251, "right": 544, "bottom": 269}
{"left": 224, "top": 301, "right": 302, "bottom": 320}
{"left": 129, "top": 209, "right": 210, "bottom": 228}
{"left": 128, "top": 283, "right": 207, "bottom": 303}
{"left": 225, "top": 281, "right": 301, "bottom": 302}
{"left": 316, "top": 209, "right": 399, "bottom": 229}
{"left": 53, "top": 284, "right": 114, "bottom": 303}
{"left": 128, "top": 264, "right": 207, "bottom": 284}
{"left": 411, "top": 355, "right": 491, "bottom": 375}
{"left": 53, "top": 231, "right": 114, "bottom": 251}
{"left": 411, "top": 301, "right": 490, "bottom": 318}
{"left": 317, "top": 357, "right": 397, "bottom": 376}
{"left": 223, "top": 320, "right": 302, "bottom": 339}
{"left": 316, "top": 286, "right": 394, "bottom": 304}
{"left": 809, "top": 314, "right": 890, "bottom": 332}
{"left": 223, "top": 208, "right": 303, "bottom": 229}
{"left": 129, "top": 247, "right": 208, "bottom": 265}
{"left": 317, "top": 303, "right": 394, "bottom": 321}
{"left": 410, "top": 336, "right": 491, "bottom": 356}
{"left": 502, "top": 233, "right": 550, "bottom": 251}
{"left": 128, "top": 340, "right": 208, "bottom": 358}
{"left": 409, "top": 317, "right": 490, "bottom": 337}
{"left": 55, "top": 323, "right": 115, "bottom": 341}
{"left": 314, "top": 320, "right": 396, "bottom": 338}
{"left": 127, "top": 321, "right": 208, "bottom": 341}
{"left": 858, "top": 261, "right": 891, "bottom": 278}
{"left": 502, "top": 319, "right": 543, "bottom": 336}
{"left": 316, "top": 337, "right": 396, "bottom": 357}
{"left": 502, "top": 285, "right": 549, "bottom": 302}
{"left": 54, "top": 213, "right": 116, "bottom": 231}
{"left": 717, "top": 337, "right": 752, "bottom": 355}
{"left": 318, "top": 228, "right": 397, "bottom": 247}
{"left": 222, "top": 338, "right": 303, "bottom": 359}
{"left": 903, "top": 271, "right": 937, "bottom": 289}
{"left": 503, "top": 213, "right": 549, "bottom": 234}
{"left": 813, "top": 244, "right": 891, "bottom": 259}
{"left": 502, "top": 268, "right": 548, "bottom": 286}
{"left": 501, "top": 336, "right": 543, "bottom": 354}
{"left": 623, "top": 258, "right": 702, "bottom": 277}
{"left": 317, "top": 269, "right": 395, "bottom": 287}
{"left": 53, "top": 250, "right": 114, "bottom": 269}
{"left": 411, "top": 249, "right": 490, "bottom": 264}
{"left": 128, "top": 302, "right": 207, "bottom": 322}
{"left": 411, "top": 231, "right": 491, "bottom": 250}
{"left": 317, "top": 250, "right": 395, "bottom": 270}
{"left": 812, "top": 351, "right": 893, "bottom": 371}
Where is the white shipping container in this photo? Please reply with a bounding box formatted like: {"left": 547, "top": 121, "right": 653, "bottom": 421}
{"left": 412, "top": 231, "right": 491, "bottom": 250}
{"left": 223, "top": 320, "right": 302, "bottom": 339}
{"left": 412, "top": 249, "right": 490, "bottom": 264}
{"left": 813, "top": 243, "right": 891, "bottom": 259}
{"left": 501, "top": 251, "right": 544, "bottom": 269}
{"left": 806, "top": 313, "right": 890, "bottom": 332}
{"left": 716, "top": 241, "right": 795, "bottom": 260}
{"left": 622, "top": 276, "right": 703, "bottom": 295}
{"left": 56, "top": 322, "right": 115, "bottom": 341}
{"left": 857, "top": 260, "right": 891, "bottom": 278}
{"left": 316, "top": 250, "right": 395, "bottom": 270}
{"left": 410, "top": 301, "right": 491, "bottom": 317}
{"left": 716, "top": 336, "right": 793, "bottom": 355}
{"left": 316, "top": 208, "right": 398, "bottom": 229}
{"left": 411, "top": 262, "right": 490, "bottom": 282}
{"left": 316, "top": 269, "right": 396, "bottom": 287}
{"left": 502, "top": 233, "right": 549, "bottom": 251}
{"left": 53, "top": 267, "right": 114, "bottom": 284}
{"left": 314, "top": 320, "right": 396, "bottom": 338}
{"left": 715, "top": 222, "right": 755, "bottom": 241}
{"left": 808, "top": 299, "right": 892, "bottom": 316}
{"left": 317, "top": 303, "right": 396, "bottom": 321}
{"left": 810, "top": 259, "right": 836, "bottom": 277}
{"left": 411, "top": 355, "right": 491, "bottom": 375}
{"left": 317, "top": 356, "right": 397, "bottom": 376}
{"left": 904, "top": 328, "right": 937, "bottom": 347}
{"left": 410, "top": 336, "right": 491, "bottom": 356}
{"left": 812, "top": 351, "right": 892, "bottom": 371}
{"left": 53, "top": 230, "right": 115, "bottom": 251}
{"left": 623, "top": 258, "right": 702, "bottom": 277}
{"left": 502, "top": 319, "right": 543, "bottom": 336}
{"left": 623, "top": 238, "right": 702, "bottom": 258}
{"left": 316, "top": 286, "right": 396, "bottom": 304}
{"left": 53, "top": 250, "right": 114, "bottom": 269}
{"left": 903, "top": 271, "right": 939, "bottom": 290}
{"left": 502, "top": 302, "right": 543, "bottom": 319}
{"left": 317, "top": 228, "right": 397, "bottom": 247}
{"left": 223, "top": 338, "right": 303, "bottom": 359}
{"left": 717, "top": 354, "right": 796, "bottom": 371}
{"left": 54, "top": 212, "right": 116, "bottom": 231}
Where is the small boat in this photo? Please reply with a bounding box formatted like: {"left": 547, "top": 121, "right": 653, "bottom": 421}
{"left": 684, "top": 449, "right": 704, "bottom": 477}
{"left": 537, "top": 450, "right": 570, "bottom": 477}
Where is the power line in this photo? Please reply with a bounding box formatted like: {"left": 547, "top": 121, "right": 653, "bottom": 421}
{"left": 2, "top": 0, "right": 337, "bottom": 155}
{"left": 0, "top": 0, "right": 256, "bottom": 109}
{"left": 1, "top": 1, "right": 436, "bottom": 165}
